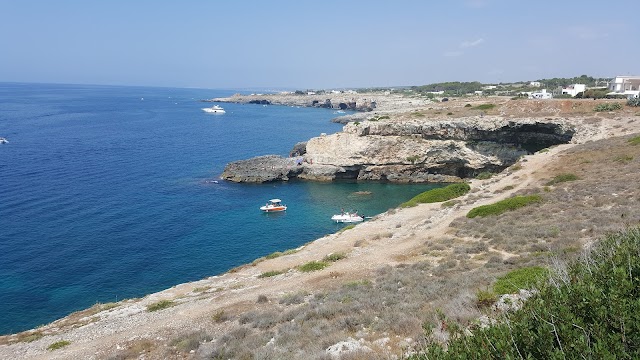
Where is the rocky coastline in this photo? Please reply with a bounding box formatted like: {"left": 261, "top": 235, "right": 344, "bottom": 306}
{"left": 221, "top": 113, "right": 577, "bottom": 184}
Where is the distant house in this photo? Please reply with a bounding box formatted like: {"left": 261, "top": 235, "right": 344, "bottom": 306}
{"left": 530, "top": 81, "right": 541, "bottom": 87}
{"left": 482, "top": 85, "right": 497, "bottom": 90}
{"left": 528, "top": 89, "right": 553, "bottom": 99}
{"left": 607, "top": 76, "right": 640, "bottom": 98}
{"left": 561, "top": 84, "right": 586, "bottom": 97}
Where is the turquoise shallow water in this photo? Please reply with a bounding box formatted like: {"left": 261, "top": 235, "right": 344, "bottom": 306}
{"left": 0, "top": 83, "right": 442, "bottom": 334}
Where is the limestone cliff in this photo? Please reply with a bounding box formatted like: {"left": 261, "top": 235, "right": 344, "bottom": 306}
{"left": 221, "top": 117, "right": 575, "bottom": 183}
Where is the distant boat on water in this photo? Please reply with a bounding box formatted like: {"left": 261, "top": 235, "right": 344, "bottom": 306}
{"left": 202, "top": 105, "right": 226, "bottom": 114}
{"left": 0, "top": 137, "right": 8, "bottom": 144}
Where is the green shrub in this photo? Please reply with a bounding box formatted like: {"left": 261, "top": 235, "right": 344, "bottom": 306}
{"left": 406, "top": 155, "right": 421, "bottom": 164}
{"left": 441, "top": 200, "right": 458, "bottom": 208}
{"left": 627, "top": 97, "right": 640, "bottom": 107}
{"left": 401, "top": 183, "right": 471, "bottom": 207}
{"left": 476, "top": 289, "right": 497, "bottom": 307}
{"left": 614, "top": 154, "right": 633, "bottom": 163}
{"left": 447, "top": 112, "right": 453, "bottom": 115}
{"left": 464, "top": 104, "right": 472, "bottom": 107}
{"left": 323, "top": 253, "right": 347, "bottom": 262}
{"left": 146, "top": 299, "right": 175, "bottom": 312}
{"left": 594, "top": 102, "right": 622, "bottom": 112}
{"left": 47, "top": 340, "right": 71, "bottom": 351}
{"left": 493, "top": 266, "right": 548, "bottom": 295}
{"left": 466, "top": 195, "right": 542, "bottom": 218}
{"left": 298, "top": 261, "right": 329, "bottom": 272}
{"left": 412, "top": 227, "right": 640, "bottom": 360}
{"left": 628, "top": 136, "right": 640, "bottom": 146}
{"left": 258, "top": 270, "right": 286, "bottom": 278}
{"left": 338, "top": 224, "right": 356, "bottom": 232}
{"left": 18, "top": 331, "right": 43, "bottom": 343}
{"left": 265, "top": 251, "right": 283, "bottom": 259}
{"left": 473, "top": 104, "right": 496, "bottom": 110}
{"left": 545, "top": 173, "right": 579, "bottom": 186}
{"left": 475, "top": 171, "right": 493, "bottom": 180}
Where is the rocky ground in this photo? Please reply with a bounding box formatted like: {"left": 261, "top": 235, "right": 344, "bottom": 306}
{"left": 1, "top": 95, "right": 639, "bottom": 359}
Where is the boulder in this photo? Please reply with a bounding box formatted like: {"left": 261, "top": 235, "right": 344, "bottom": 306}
{"left": 221, "top": 155, "right": 303, "bottom": 183}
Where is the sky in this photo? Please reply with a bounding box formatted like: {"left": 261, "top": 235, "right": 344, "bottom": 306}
{"left": 1, "top": 0, "right": 638, "bottom": 89}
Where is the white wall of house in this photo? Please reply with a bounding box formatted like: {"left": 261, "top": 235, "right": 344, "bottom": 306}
{"left": 562, "top": 84, "right": 586, "bottom": 97}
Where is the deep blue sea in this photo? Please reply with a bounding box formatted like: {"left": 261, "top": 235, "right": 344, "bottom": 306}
{"left": 0, "top": 83, "right": 442, "bottom": 335}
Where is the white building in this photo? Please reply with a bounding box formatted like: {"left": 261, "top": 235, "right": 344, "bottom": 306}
{"left": 608, "top": 76, "right": 640, "bottom": 98}
{"left": 561, "top": 84, "right": 586, "bottom": 97}
{"left": 530, "top": 81, "right": 541, "bottom": 87}
{"left": 528, "top": 89, "right": 553, "bottom": 99}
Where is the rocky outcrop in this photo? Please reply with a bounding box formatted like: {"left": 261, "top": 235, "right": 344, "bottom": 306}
{"left": 221, "top": 155, "right": 303, "bottom": 183}
{"left": 221, "top": 117, "right": 576, "bottom": 183}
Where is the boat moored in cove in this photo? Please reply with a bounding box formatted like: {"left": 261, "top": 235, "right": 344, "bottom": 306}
{"left": 260, "top": 199, "right": 287, "bottom": 212}
{"left": 202, "top": 105, "right": 226, "bottom": 114}
{"left": 331, "top": 211, "right": 364, "bottom": 223}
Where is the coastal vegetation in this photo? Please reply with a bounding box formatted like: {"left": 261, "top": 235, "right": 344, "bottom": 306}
{"left": 475, "top": 171, "right": 493, "bottom": 180}
{"left": 146, "top": 300, "right": 175, "bottom": 312}
{"left": 629, "top": 135, "right": 640, "bottom": 145}
{"left": 545, "top": 173, "right": 579, "bottom": 186}
{"left": 594, "top": 102, "right": 622, "bottom": 112}
{"left": 258, "top": 270, "right": 286, "bottom": 278}
{"left": 473, "top": 103, "right": 496, "bottom": 111}
{"left": 414, "top": 228, "right": 640, "bottom": 359}
{"left": 466, "top": 195, "right": 542, "bottom": 218}
{"left": 47, "top": 340, "right": 71, "bottom": 351}
{"left": 401, "top": 183, "right": 471, "bottom": 207}
{"left": 298, "top": 261, "right": 329, "bottom": 272}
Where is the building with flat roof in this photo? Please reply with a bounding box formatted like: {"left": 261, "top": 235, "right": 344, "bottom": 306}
{"left": 608, "top": 76, "right": 640, "bottom": 98}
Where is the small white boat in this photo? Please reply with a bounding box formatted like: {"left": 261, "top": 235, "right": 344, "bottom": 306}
{"left": 202, "top": 105, "right": 226, "bottom": 114}
{"left": 331, "top": 212, "right": 364, "bottom": 223}
{"left": 0, "top": 137, "right": 7, "bottom": 144}
{"left": 260, "top": 199, "right": 287, "bottom": 212}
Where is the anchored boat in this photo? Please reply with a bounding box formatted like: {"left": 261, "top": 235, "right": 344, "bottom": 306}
{"left": 260, "top": 199, "right": 287, "bottom": 212}
{"left": 331, "top": 212, "right": 364, "bottom": 223}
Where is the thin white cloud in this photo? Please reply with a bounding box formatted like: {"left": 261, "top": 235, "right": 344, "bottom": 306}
{"left": 460, "top": 38, "right": 485, "bottom": 48}
{"left": 443, "top": 37, "right": 485, "bottom": 57}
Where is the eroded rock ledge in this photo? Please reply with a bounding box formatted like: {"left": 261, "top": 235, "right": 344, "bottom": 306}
{"left": 221, "top": 117, "right": 575, "bottom": 183}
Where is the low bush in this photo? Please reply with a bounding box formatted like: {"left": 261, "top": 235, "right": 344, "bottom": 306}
{"left": 493, "top": 266, "right": 548, "bottom": 295}
{"left": 594, "top": 102, "right": 622, "bottom": 112}
{"left": 475, "top": 172, "right": 493, "bottom": 180}
{"left": 473, "top": 104, "right": 496, "bottom": 110}
{"left": 338, "top": 224, "right": 356, "bottom": 232}
{"left": 401, "top": 183, "right": 471, "bottom": 207}
{"left": 466, "top": 195, "right": 542, "bottom": 218}
{"left": 170, "top": 331, "right": 212, "bottom": 353}
{"left": 258, "top": 270, "right": 286, "bottom": 278}
{"left": 628, "top": 135, "right": 640, "bottom": 146}
{"left": 464, "top": 104, "right": 472, "bottom": 107}
{"left": 47, "top": 340, "right": 71, "bottom": 351}
{"left": 413, "top": 227, "right": 640, "bottom": 359}
{"left": 298, "top": 261, "right": 329, "bottom": 272}
{"left": 613, "top": 154, "right": 634, "bottom": 163}
{"left": 323, "top": 253, "right": 347, "bottom": 262}
{"left": 627, "top": 97, "right": 640, "bottom": 107}
{"left": 545, "top": 173, "right": 579, "bottom": 186}
{"left": 146, "top": 299, "right": 175, "bottom": 312}
{"left": 475, "top": 289, "right": 497, "bottom": 308}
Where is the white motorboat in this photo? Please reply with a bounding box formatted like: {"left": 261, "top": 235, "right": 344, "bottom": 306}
{"left": 331, "top": 212, "right": 364, "bottom": 223}
{"left": 202, "top": 105, "right": 226, "bottom": 114}
{"left": 260, "top": 199, "right": 287, "bottom": 212}
{"left": 0, "top": 137, "right": 7, "bottom": 144}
